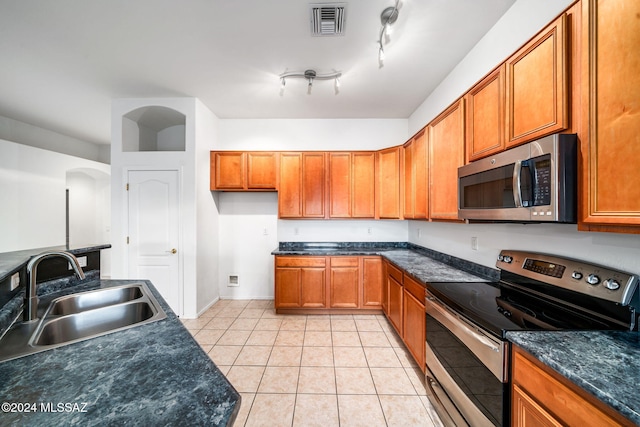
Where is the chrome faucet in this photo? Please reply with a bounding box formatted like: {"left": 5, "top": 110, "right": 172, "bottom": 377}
{"left": 23, "top": 251, "right": 86, "bottom": 322}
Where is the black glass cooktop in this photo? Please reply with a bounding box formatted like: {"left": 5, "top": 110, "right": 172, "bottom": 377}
{"left": 427, "top": 281, "right": 627, "bottom": 338}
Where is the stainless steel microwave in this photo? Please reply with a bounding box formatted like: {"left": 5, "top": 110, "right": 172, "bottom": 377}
{"left": 458, "top": 133, "right": 577, "bottom": 222}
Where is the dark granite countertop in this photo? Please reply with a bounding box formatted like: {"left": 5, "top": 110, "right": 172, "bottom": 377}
{"left": 0, "top": 244, "right": 111, "bottom": 283}
{"left": 506, "top": 330, "right": 640, "bottom": 425}
{"left": 0, "top": 279, "right": 240, "bottom": 426}
{"left": 272, "top": 242, "right": 498, "bottom": 284}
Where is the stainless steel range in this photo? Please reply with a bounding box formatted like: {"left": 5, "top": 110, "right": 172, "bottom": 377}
{"left": 424, "top": 250, "right": 639, "bottom": 427}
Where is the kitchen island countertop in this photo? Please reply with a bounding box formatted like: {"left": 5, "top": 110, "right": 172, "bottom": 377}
{"left": 506, "top": 330, "right": 640, "bottom": 425}
{"left": 0, "top": 279, "right": 240, "bottom": 426}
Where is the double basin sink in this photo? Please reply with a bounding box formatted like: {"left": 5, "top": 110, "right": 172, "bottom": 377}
{"left": 0, "top": 283, "right": 167, "bottom": 362}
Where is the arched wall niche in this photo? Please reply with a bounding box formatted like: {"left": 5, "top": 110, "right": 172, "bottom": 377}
{"left": 122, "top": 106, "right": 186, "bottom": 152}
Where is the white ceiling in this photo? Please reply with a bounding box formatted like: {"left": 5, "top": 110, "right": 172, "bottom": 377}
{"left": 0, "top": 0, "right": 515, "bottom": 146}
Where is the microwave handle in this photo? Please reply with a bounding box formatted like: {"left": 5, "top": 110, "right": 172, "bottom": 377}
{"left": 512, "top": 160, "right": 523, "bottom": 208}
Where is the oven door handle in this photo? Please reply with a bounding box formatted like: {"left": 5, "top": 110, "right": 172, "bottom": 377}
{"left": 427, "top": 296, "right": 500, "bottom": 353}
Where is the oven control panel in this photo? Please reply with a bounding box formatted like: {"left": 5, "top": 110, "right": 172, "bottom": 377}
{"left": 496, "top": 250, "right": 639, "bottom": 306}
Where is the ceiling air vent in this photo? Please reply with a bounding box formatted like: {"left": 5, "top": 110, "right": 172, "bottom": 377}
{"left": 310, "top": 4, "right": 346, "bottom": 36}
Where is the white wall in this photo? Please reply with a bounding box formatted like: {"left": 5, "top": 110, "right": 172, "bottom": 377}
{"left": 215, "top": 118, "right": 409, "bottom": 299}
{"left": 0, "top": 115, "right": 108, "bottom": 164}
{"left": 406, "top": 0, "right": 640, "bottom": 276}
{"left": 0, "top": 139, "right": 110, "bottom": 254}
{"left": 194, "top": 99, "right": 221, "bottom": 313}
{"left": 111, "top": 98, "right": 221, "bottom": 318}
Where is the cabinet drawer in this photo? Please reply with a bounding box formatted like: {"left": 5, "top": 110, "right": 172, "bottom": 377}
{"left": 330, "top": 257, "right": 359, "bottom": 267}
{"left": 276, "top": 256, "right": 326, "bottom": 268}
{"left": 403, "top": 275, "right": 425, "bottom": 302}
{"left": 386, "top": 262, "right": 403, "bottom": 283}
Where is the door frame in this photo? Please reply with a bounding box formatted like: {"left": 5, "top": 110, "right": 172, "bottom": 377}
{"left": 123, "top": 166, "right": 184, "bottom": 316}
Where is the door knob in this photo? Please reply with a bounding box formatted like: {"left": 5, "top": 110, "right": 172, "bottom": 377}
{"left": 167, "top": 248, "right": 177, "bottom": 254}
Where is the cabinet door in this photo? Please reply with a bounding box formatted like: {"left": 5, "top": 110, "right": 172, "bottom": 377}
{"left": 387, "top": 274, "right": 403, "bottom": 336}
{"left": 465, "top": 65, "right": 505, "bottom": 162}
{"left": 403, "top": 140, "right": 414, "bottom": 218}
{"left": 377, "top": 146, "right": 402, "bottom": 219}
{"left": 506, "top": 15, "right": 568, "bottom": 147}
{"left": 302, "top": 153, "right": 326, "bottom": 218}
{"left": 381, "top": 261, "right": 389, "bottom": 315}
{"left": 329, "top": 257, "right": 359, "bottom": 308}
{"left": 328, "top": 152, "right": 352, "bottom": 218}
{"left": 275, "top": 267, "right": 301, "bottom": 308}
{"left": 301, "top": 267, "right": 326, "bottom": 308}
{"left": 352, "top": 152, "right": 376, "bottom": 218}
{"left": 362, "top": 257, "right": 382, "bottom": 308}
{"left": 247, "top": 152, "right": 277, "bottom": 190}
{"left": 512, "top": 385, "right": 563, "bottom": 427}
{"left": 402, "top": 276, "right": 425, "bottom": 372}
{"left": 581, "top": 0, "right": 640, "bottom": 229}
{"left": 279, "top": 153, "right": 303, "bottom": 217}
{"left": 429, "top": 99, "right": 465, "bottom": 221}
{"left": 211, "top": 152, "right": 245, "bottom": 190}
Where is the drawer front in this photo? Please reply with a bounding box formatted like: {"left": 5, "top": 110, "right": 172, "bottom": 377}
{"left": 403, "top": 275, "right": 425, "bottom": 302}
{"left": 275, "top": 256, "right": 326, "bottom": 268}
{"left": 329, "top": 256, "right": 359, "bottom": 267}
{"left": 386, "top": 261, "right": 403, "bottom": 284}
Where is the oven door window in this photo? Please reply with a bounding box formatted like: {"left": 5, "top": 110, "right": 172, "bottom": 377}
{"left": 459, "top": 164, "right": 517, "bottom": 209}
{"left": 427, "top": 313, "right": 505, "bottom": 426}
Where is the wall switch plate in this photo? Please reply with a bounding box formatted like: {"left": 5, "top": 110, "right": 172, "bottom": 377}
{"left": 10, "top": 273, "right": 20, "bottom": 291}
{"left": 471, "top": 237, "right": 478, "bottom": 251}
{"left": 69, "top": 256, "right": 88, "bottom": 270}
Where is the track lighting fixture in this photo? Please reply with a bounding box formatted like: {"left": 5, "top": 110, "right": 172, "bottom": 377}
{"left": 279, "top": 69, "right": 342, "bottom": 93}
{"left": 378, "top": 1, "right": 400, "bottom": 66}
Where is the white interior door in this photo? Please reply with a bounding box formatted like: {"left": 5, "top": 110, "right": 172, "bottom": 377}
{"left": 127, "top": 170, "right": 181, "bottom": 314}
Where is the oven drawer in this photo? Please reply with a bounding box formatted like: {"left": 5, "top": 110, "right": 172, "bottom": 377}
{"left": 425, "top": 291, "right": 506, "bottom": 382}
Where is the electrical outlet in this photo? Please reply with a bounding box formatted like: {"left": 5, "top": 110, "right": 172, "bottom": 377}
{"left": 10, "top": 273, "right": 20, "bottom": 291}
{"left": 417, "top": 228, "right": 422, "bottom": 238}
{"left": 294, "top": 227, "right": 299, "bottom": 236}
{"left": 263, "top": 228, "right": 268, "bottom": 236}
{"left": 367, "top": 227, "right": 372, "bottom": 235}
{"left": 471, "top": 237, "right": 478, "bottom": 251}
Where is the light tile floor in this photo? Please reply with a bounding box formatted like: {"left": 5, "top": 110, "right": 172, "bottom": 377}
{"left": 182, "top": 299, "right": 444, "bottom": 427}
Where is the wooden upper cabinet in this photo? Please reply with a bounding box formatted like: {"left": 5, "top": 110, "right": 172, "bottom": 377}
{"left": 580, "top": 0, "right": 640, "bottom": 230}
{"left": 506, "top": 14, "right": 568, "bottom": 148}
{"left": 278, "top": 152, "right": 303, "bottom": 217}
{"left": 352, "top": 152, "right": 376, "bottom": 218}
{"left": 328, "top": 152, "right": 376, "bottom": 219}
{"left": 247, "top": 152, "right": 277, "bottom": 189}
{"left": 279, "top": 152, "right": 326, "bottom": 218}
{"left": 329, "top": 152, "right": 352, "bottom": 218}
{"left": 210, "top": 151, "right": 277, "bottom": 191}
{"left": 403, "top": 130, "right": 428, "bottom": 219}
{"left": 377, "top": 146, "right": 402, "bottom": 219}
{"left": 465, "top": 65, "right": 505, "bottom": 162}
{"left": 211, "top": 152, "right": 245, "bottom": 190}
{"left": 429, "top": 99, "right": 465, "bottom": 221}
{"left": 302, "top": 152, "right": 326, "bottom": 218}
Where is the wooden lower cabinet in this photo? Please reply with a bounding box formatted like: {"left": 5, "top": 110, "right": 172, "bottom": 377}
{"left": 362, "top": 257, "right": 383, "bottom": 308}
{"left": 329, "top": 257, "right": 359, "bottom": 308}
{"left": 402, "top": 276, "right": 426, "bottom": 372}
{"left": 275, "top": 255, "right": 383, "bottom": 312}
{"left": 511, "top": 345, "right": 634, "bottom": 427}
{"left": 275, "top": 257, "right": 327, "bottom": 308}
{"left": 382, "top": 260, "right": 426, "bottom": 372}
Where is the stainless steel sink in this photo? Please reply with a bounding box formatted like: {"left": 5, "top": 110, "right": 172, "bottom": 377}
{"left": 47, "top": 286, "right": 143, "bottom": 316}
{"left": 0, "top": 283, "right": 167, "bottom": 363}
